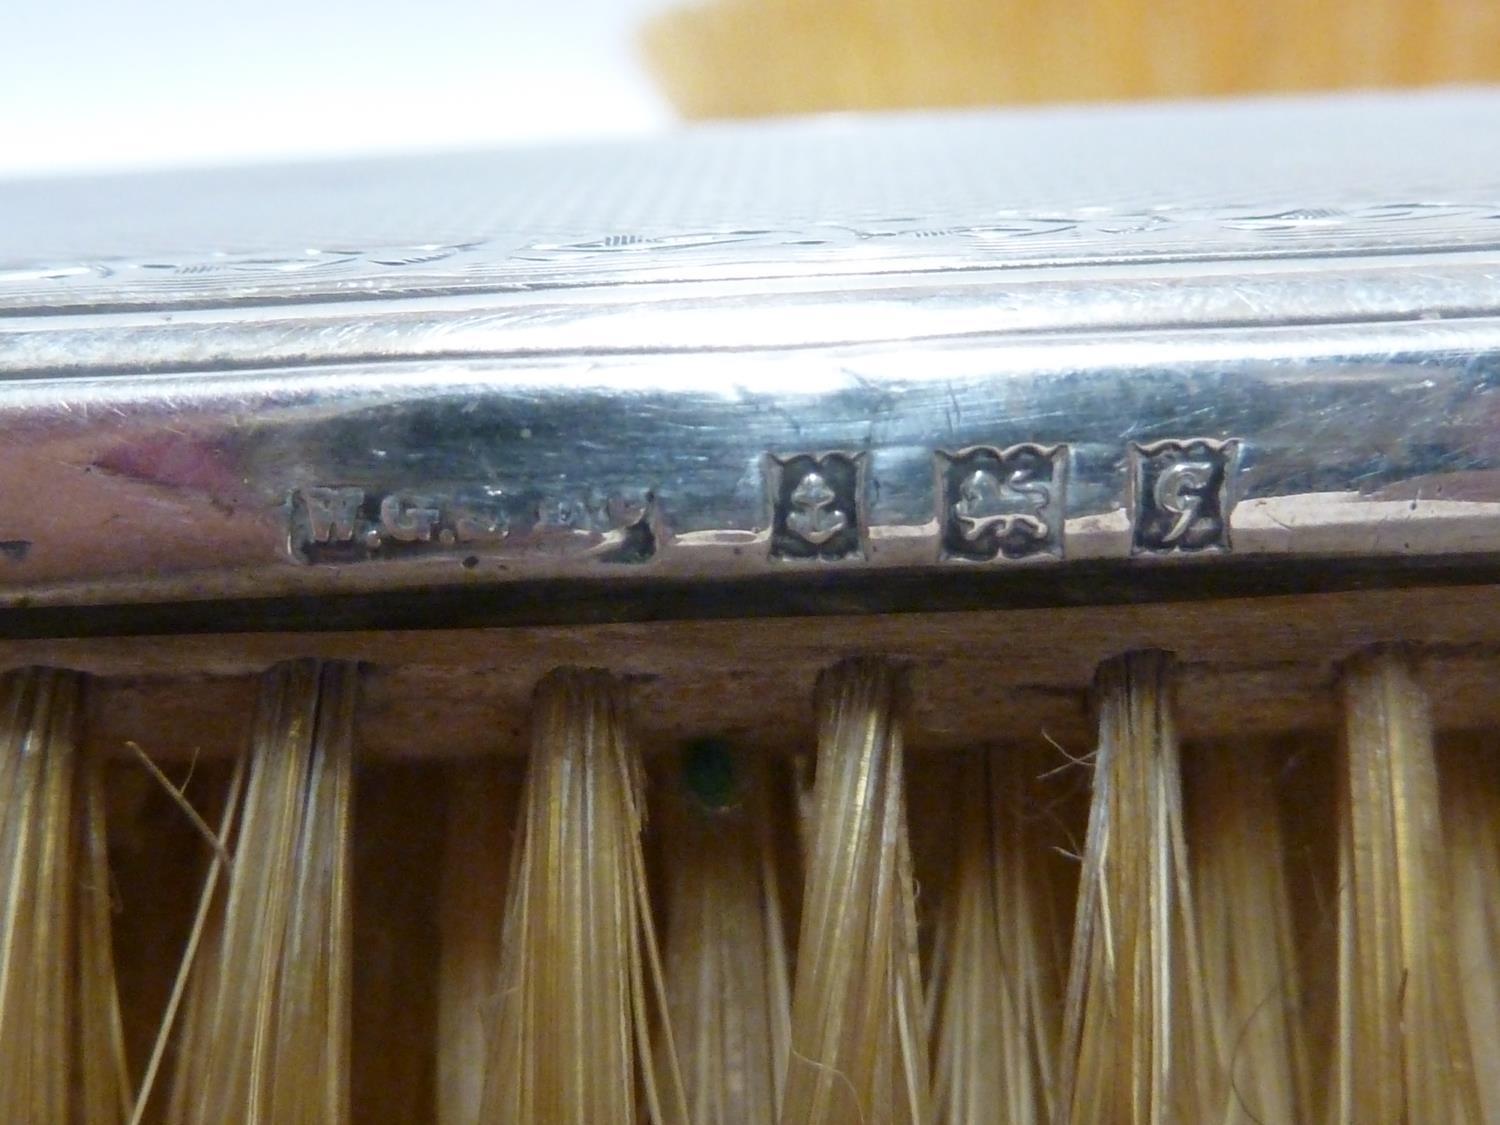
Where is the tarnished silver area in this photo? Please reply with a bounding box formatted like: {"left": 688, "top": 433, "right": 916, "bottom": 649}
{"left": 2, "top": 92, "right": 1500, "bottom": 614}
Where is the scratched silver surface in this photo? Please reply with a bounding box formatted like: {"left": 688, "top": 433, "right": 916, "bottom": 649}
{"left": 2, "top": 91, "right": 1500, "bottom": 609}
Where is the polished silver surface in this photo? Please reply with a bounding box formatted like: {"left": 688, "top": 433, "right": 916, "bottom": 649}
{"left": 3, "top": 92, "right": 1500, "bottom": 613}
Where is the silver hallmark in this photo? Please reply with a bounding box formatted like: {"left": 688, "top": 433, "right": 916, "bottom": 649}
{"left": 379, "top": 494, "right": 441, "bottom": 542}
{"left": 535, "top": 489, "right": 658, "bottom": 564}
{"left": 765, "top": 452, "right": 865, "bottom": 561}
{"left": 299, "top": 486, "right": 364, "bottom": 542}
{"left": 1128, "top": 438, "right": 1241, "bottom": 554}
{"left": 283, "top": 438, "right": 1241, "bottom": 569}
{"left": 287, "top": 488, "right": 510, "bottom": 564}
{"left": 287, "top": 487, "right": 367, "bottom": 561}
{"left": 937, "top": 444, "right": 1068, "bottom": 561}
{"left": 285, "top": 484, "right": 659, "bottom": 565}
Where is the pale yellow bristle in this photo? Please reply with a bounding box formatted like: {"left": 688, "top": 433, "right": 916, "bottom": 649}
{"left": 165, "top": 660, "right": 356, "bottom": 1125}
{"left": 1335, "top": 650, "right": 1480, "bottom": 1122}
{"left": 1442, "top": 734, "right": 1500, "bottom": 1121}
{"left": 657, "top": 747, "right": 792, "bottom": 1123}
{"left": 482, "top": 668, "right": 687, "bottom": 1124}
{"left": 1186, "top": 740, "right": 1315, "bottom": 1123}
{"left": 0, "top": 667, "right": 131, "bottom": 1123}
{"left": 781, "top": 658, "right": 931, "bottom": 1125}
{"left": 14, "top": 613, "right": 1500, "bottom": 1117}
{"left": 1059, "top": 650, "right": 1215, "bottom": 1124}
{"left": 78, "top": 728, "right": 136, "bottom": 1124}
{"left": 930, "top": 747, "right": 1067, "bottom": 1124}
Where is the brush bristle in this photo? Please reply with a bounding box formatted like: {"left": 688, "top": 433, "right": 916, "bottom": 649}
{"left": 481, "top": 668, "right": 687, "bottom": 1124}
{"left": 1058, "top": 651, "right": 1216, "bottom": 1123}
{"left": 929, "top": 747, "right": 1067, "bottom": 1124}
{"left": 657, "top": 743, "right": 792, "bottom": 1124}
{"left": 1186, "top": 739, "right": 1314, "bottom": 1122}
{"left": 0, "top": 668, "right": 130, "bottom": 1123}
{"left": 163, "top": 660, "right": 355, "bottom": 1125}
{"left": 782, "top": 658, "right": 931, "bottom": 1125}
{"left": 1, "top": 636, "right": 1498, "bottom": 1120}
{"left": 1335, "top": 651, "right": 1480, "bottom": 1122}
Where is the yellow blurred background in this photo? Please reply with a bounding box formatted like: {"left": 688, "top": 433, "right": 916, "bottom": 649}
{"left": 643, "top": 0, "right": 1500, "bottom": 117}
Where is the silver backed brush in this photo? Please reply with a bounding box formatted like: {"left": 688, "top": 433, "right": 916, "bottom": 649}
{"left": 3, "top": 91, "right": 1500, "bottom": 1125}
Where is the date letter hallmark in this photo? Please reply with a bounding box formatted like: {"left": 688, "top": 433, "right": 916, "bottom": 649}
{"left": 1128, "top": 438, "right": 1241, "bottom": 554}
{"left": 765, "top": 452, "right": 864, "bottom": 561}
{"left": 937, "top": 444, "right": 1067, "bottom": 561}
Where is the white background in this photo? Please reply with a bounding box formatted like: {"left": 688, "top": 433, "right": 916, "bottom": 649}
{"left": 1, "top": 0, "right": 679, "bottom": 177}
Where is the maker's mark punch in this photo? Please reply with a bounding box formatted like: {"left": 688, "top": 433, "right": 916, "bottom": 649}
{"left": 287, "top": 486, "right": 508, "bottom": 563}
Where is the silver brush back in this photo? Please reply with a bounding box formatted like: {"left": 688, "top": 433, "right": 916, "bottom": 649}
{"left": 3, "top": 90, "right": 1500, "bottom": 631}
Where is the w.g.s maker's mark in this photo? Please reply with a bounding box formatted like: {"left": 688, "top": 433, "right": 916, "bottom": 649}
{"left": 1128, "top": 438, "right": 1240, "bottom": 554}
{"left": 286, "top": 486, "right": 656, "bottom": 565}
{"left": 288, "top": 487, "right": 507, "bottom": 563}
{"left": 936, "top": 444, "right": 1068, "bottom": 561}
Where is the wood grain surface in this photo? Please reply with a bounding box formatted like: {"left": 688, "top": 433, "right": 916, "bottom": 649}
{"left": 6, "top": 584, "right": 1500, "bottom": 761}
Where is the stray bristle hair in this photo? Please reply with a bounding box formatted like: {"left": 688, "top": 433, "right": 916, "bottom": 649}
{"left": 658, "top": 741, "right": 792, "bottom": 1123}
{"left": 1059, "top": 650, "right": 1215, "bottom": 1124}
{"left": 0, "top": 667, "right": 131, "bottom": 1123}
{"left": 782, "top": 657, "right": 931, "bottom": 1125}
{"left": 930, "top": 746, "right": 1067, "bottom": 1124}
{"left": 164, "top": 660, "right": 356, "bottom": 1124}
{"left": 1335, "top": 650, "right": 1480, "bottom": 1121}
{"left": 482, "top": 668, "right": 687, "bottom": 1124}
